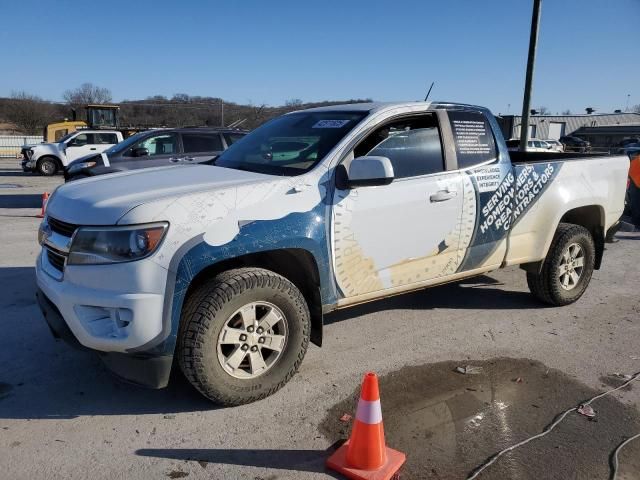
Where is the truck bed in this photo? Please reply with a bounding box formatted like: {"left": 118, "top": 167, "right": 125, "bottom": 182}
{"left": 508, "top": 151, "right": 613, "bottom": 164}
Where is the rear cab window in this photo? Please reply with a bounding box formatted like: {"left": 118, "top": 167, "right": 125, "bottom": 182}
{"left": 447, "top": 110, "right": 497, "bottom": 169}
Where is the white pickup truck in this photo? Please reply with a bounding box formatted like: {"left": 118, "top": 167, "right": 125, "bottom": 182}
{"left": 21, "top": 130, "right": 123, "bottom": 176}
{"left": 35, "top": 102, "right": 628, "bottom": 405}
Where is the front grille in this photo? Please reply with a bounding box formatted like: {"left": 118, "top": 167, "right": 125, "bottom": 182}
{"left": 48, "top": 217, "right": 78, "bottom": 237}
{"left": 47, "top": 249, "right": 66, "bottom": 272}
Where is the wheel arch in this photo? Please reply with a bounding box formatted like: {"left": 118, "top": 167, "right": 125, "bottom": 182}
{"left": 37, "top": 155, "right": 63, "bottom": 172}
{"left": 181, "top": 248, "right": 324, "bottom": 347}
{"left": 558, "top": 205, "right": 605, "bottom": 269}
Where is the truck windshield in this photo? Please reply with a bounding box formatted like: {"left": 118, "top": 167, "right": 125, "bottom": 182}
{"left": 214, "top": 111, "right": 367, "bottom": 175}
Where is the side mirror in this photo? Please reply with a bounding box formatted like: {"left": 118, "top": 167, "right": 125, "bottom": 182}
{"left": 131, "top": 147, "right": 149, "bottom": 157}
{"left": 337, "top": 156, "right": 394, "bottom": 189}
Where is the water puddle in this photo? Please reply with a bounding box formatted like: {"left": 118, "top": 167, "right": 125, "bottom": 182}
{"left": 320, "top": 358, "right": 640, "bottom": 479}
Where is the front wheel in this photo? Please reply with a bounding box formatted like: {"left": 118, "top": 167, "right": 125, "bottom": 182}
{"left": 37, "top": 157, "right": 58, "bottom": 176}
{"left": 178, "top": 268, "right": 310, "bottom": 405}
{"left": 527, "top": 223, "right": 596, "bottom": 306}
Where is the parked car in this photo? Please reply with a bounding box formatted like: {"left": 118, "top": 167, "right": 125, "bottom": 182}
{"left": 616, "top": 143, "right": 640, "bottom": 155}
{"left": 505, "top": 138, "right": 554, "bottom": 152}
{"left": 544, "top": 139, "right": 564, "bottom": 152}
{"left": 64, "top": 128, "right": 247, "bottom": 181}
{"left": 559, "top": 135, "right": 590, "bottom": 153}
{"left": 21, "top": 130, "right": 123, "bottom": 176}
{"left": 619, "top": 138, "right": 640, "bottom": 148}
{"left": 36, "top": 102, "right": 628, "bottom": 405}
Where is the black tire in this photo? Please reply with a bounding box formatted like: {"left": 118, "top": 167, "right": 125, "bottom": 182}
{"left": 177, "top": 267, "right": 310, "bottom": 405}
{"left": 37, "top": 157, "right": 58, "bottom": 176}
{"left": 527, "top": 223, "right": 596, "bottom": 306}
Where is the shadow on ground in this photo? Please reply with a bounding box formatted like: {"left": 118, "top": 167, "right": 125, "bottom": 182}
{"left": 0, "top": 265, "right": 554, "bottom": 421}
{"left": 0, "top": 267, "right": 214, "bottom": 419}
{"left": 0, "top": 194, "right": 42, "bottom": 208}
{"left": 325, "top": 275, "right": 545, "bottom": 326}
{"left": 136, "top": 443, "right": 344, "bottom": 478}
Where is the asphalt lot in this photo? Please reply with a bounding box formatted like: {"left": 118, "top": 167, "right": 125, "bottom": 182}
{"left": 1, "top": 159, "right": 639, "bottom": 480}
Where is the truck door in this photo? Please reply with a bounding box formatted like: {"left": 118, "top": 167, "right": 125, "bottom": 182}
{"left": 332, "top": 113, "right": 468, "bottom": 299}
{"left": 65, "top": 133, "right": 99, "bottom": 162}
{"left": 180, "top": 132, "right": 224, "bottom": 164}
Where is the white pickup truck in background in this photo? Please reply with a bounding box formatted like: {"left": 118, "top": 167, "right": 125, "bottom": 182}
{"left": 35, "top": 101, "right": 628, "bottom": 406}
{"left": 21, "top": 130, "right": 123, "bottom": 176}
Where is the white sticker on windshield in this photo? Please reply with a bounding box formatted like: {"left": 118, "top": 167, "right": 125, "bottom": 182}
{"left": 312, "top": 120, "right": 350, "bottom": 129}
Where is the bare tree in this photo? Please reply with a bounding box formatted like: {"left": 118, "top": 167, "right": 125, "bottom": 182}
{"left": 4, "top": 91, "right": 56, "bottom": 134}
{"left": 538, "top": 106, "right": 550, "bottom": 115}
{"left": 63, "top": 83, "right": 112, "bottom": 108}
{"left": 561, "top": 109, "right": 572, "bottom": 115}
{"left": 632, "top": 104, "right": 640, "bottom": 114}
{"left": 285, "top": 98, "right": 303, "bottom": 107}
{"left": 247, "top": 102, "right": 268, "bottom": 128}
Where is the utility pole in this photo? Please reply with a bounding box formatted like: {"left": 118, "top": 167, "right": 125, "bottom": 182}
{"left": 221, "top": 99, "right": 225, "bottom": 127}
{"left": 519, "top": 0, "right": 542, "bottom": 151}
{"left": 626, "top": 94, "right": 631, "bottom": 112}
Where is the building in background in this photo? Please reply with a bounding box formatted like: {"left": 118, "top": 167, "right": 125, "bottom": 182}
{"left": 496, "top": 112, "right": 640, "bottom": 148}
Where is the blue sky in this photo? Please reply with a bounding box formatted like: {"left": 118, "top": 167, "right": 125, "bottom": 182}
{"left": 2, "top": 0, "right": 638, "bottom": 114}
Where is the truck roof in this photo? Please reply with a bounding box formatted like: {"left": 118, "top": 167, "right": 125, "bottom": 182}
{"left": 299, "top": 101, "right": 486, "bottom": 114}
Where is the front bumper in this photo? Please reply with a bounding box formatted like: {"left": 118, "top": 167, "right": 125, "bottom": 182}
{"left": 21, "top": 157, "right": 35, "bottom": 172}
{"left": 37, "top": 288, "right": 172, "bottom": 388}
{"left": 36, "top": 249, "right": 169, "bottom": 353}
{"left": 35, "top": 251, "right": 174, "bottom": 388}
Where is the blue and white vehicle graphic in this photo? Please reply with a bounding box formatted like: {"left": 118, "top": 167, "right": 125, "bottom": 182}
{"left": 35, "top": 102, "right": 629, "bottom": 404}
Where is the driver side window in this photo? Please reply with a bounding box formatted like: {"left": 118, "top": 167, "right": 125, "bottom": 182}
{"left": 352, "top": 114, "right": 445, "bottom": 179}
{"left": 69, "top": 133, "right": 91, "bottom": 146}
{"left": 131, "top": 134, "right": 178, "bottom": 157}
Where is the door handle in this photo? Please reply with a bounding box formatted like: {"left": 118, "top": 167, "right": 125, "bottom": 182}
{"left": 90, "top": 148, "right": 97, "bottom": 150}
{"left": 183, "top": 157, "right": 195, "bottom": 162}
{"left": 430, "top": 189, "right": 457, "bottom": 202}
{"left": 169, "top": 157, "right": 182, "bottom": 162}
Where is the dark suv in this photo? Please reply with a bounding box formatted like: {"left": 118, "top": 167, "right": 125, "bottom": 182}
{"left": 559, "top": 135, "right": 590, "bottom": 153}
{"left": 64, "top": 128, "right": 247, "bottom": 181}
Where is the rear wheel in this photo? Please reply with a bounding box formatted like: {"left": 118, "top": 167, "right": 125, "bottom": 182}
{"left": 177, "top": 268, "right": 310, "bottom": 405}
{"left": 37, "top": 157, "right": 58, "bottom": 176}
{"left": 527, "top": 223, "right": 595, "bottom": 306}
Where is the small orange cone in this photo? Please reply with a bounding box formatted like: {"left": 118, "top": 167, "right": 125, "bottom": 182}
{"left": 37, "top": 192, "right": 49, "bottom": 218}
{"left": 326, "top": 372, "right": 406, "bottom": 480}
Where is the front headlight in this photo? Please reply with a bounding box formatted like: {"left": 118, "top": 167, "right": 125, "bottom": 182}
{"left": 68, "top": 161, "right": 97, "bottom": 174}
{"left": 68, "top": 222, "right": 169, "bottom": 265}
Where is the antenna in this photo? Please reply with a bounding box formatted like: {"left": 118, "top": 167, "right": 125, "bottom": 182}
{"left": 424, "top": 82, "right": 435, "bottom": 101}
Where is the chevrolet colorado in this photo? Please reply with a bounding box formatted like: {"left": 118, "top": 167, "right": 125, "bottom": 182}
{"left": 35, "top": 102, "right": 629, "bottom": 405}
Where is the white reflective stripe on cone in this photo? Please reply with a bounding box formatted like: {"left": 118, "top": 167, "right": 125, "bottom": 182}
{"left": 355, "top": 399, "right": 383, "bottom": 425}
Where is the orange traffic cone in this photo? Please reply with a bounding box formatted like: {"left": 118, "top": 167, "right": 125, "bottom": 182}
{"left": 326, "top": 372, "right": 406, "bottom": 480}
{"left": 37, "top": 192, "right": 49, "bottom": 219}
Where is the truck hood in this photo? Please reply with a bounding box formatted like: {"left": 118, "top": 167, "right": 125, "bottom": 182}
{"left": 46, "top": 164, "right": 274, "bottom": 225}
